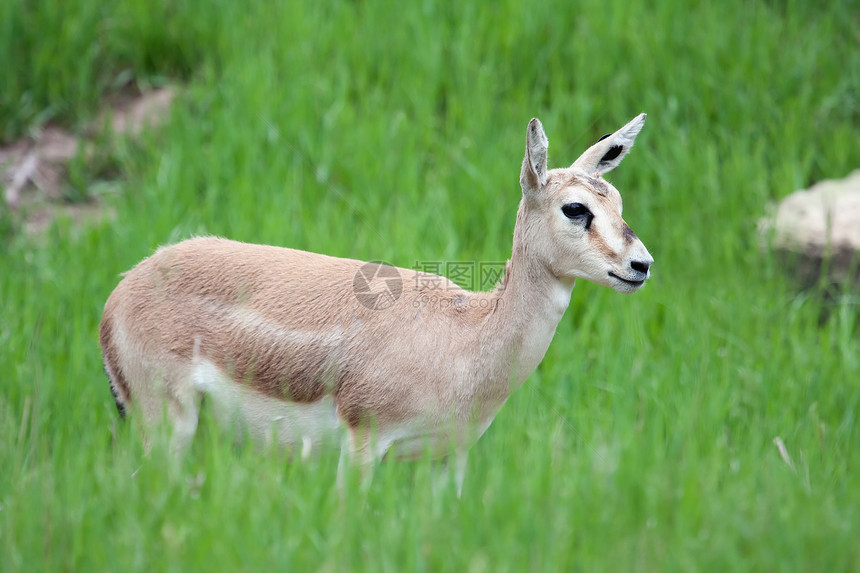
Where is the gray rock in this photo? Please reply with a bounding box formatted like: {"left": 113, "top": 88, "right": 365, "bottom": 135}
{"left": 762, "top": 170, "right": 860, "bottom": 287}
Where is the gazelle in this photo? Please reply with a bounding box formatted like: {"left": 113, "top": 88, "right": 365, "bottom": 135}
{"left": 99, "top": 114, "right": 653, "bottom": 494}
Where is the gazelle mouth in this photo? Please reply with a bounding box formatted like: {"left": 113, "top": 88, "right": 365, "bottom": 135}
{"left": 608, "top": 272, "right": 645, "bottom": 287}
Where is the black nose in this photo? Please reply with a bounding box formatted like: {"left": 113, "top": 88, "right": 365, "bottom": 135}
{"left": 630, "top": 260, "right": 651, "bottom": 274}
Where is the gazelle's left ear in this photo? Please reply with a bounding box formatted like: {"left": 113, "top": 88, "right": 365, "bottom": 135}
{"left": 572, "top": 113, "right": 646, "bottom": 175}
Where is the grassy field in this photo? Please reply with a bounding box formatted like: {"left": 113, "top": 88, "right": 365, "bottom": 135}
{"left": 2, "top": 0, "right": 859, "bottom": 570}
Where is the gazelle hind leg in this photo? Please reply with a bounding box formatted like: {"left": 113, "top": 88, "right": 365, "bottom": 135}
{"left": 125, "top": 359, "right": 200, "bottom": 457}
{"left": 166, "top": 380, "right": 201, "bottom": 457}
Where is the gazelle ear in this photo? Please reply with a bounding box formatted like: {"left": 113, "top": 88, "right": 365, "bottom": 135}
{"left": 520, "top": 118, "right": 549, "bottom": 194}
{"left": 572, "top": 113, "right": 646, "bottom": 175}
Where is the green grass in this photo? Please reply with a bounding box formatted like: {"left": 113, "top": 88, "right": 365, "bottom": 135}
{"left": 2, "top": 0, "right": 859, "bottom": 570}
{"left": 0, "top": 0, "right": 218, "bottom": 140}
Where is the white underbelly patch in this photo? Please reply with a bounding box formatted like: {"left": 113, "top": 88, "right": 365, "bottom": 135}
{"left": 191, "top": 360, "right": 344, "bottom": 455}
{"left": 188, "top": 360, "right": 500, "bottom": 461}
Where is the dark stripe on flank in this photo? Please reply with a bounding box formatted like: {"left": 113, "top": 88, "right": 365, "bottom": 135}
{"left": 99, "top": 316, "right": 132, "bottom": 418}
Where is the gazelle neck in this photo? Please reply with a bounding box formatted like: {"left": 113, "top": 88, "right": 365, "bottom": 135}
{"left": 484, "top": 209, "right": 575, "bottom": 390}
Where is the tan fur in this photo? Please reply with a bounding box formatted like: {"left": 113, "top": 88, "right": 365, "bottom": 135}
{"left": 99, "top": 115, "right": 653, "bottom": 488}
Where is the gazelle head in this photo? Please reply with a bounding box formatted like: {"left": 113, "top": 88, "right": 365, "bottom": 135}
{"left": 517, "top": 114, "right": 653, "bottom": 293}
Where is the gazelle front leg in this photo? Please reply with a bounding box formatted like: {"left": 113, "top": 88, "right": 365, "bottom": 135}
{"left": 452, "top": 449, "right": 468, "bottom": 498}
{"left": 336, "top": 427, "right": 389, "bottom": 493}
{"left": 431, "top": 449, "right": 469, "bottom": 498}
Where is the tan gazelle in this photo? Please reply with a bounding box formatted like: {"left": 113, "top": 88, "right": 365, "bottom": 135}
{"left": 99, "top": 114, "right": 653, "bottom": 494}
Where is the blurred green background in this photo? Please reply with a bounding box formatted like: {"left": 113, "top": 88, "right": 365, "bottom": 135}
{"left": 1, "top": 1, "right": 858, "bottom": 570}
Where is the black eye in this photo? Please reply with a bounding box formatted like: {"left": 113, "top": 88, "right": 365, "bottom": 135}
{"left": 561, "top": 203, "right": 590, "bottom": 218}
{"left": 561, "top": 203, "right": 594, "bottom": 230}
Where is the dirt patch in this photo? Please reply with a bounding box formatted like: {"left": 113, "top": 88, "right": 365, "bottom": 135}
{"left": 1, "top": 126, "right": 78, "bottom": 208}
{"left": 0, "top": 86, "right": 176, "bottom": 235}
{"left": 93, "top": 87, "right": 176, "bottom": 138}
